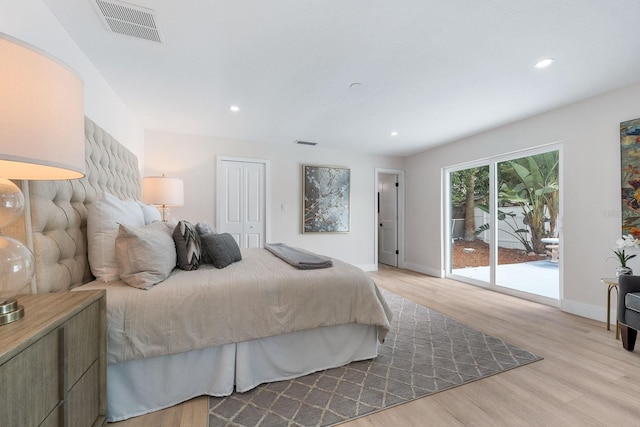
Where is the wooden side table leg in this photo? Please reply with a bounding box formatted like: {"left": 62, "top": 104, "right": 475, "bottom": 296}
{"left": 614, "top": 285, "right": 620, "bottom": 340}
{"left": 607, "top": 284, "right": 613, "bottom": 331}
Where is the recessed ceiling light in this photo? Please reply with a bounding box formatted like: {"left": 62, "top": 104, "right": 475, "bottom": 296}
{"left": 534, "top": 58, "right": 554, "bottom": 69}
{"left": 229, "top": 105, "right": 240, "bottom": 112}
{"left": 390, "top": 131, "right": 398, "bottom": 137}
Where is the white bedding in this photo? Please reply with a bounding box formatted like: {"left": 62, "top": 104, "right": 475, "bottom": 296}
{"left": 106, "top": 323, "right": 378, "bottom": 421}
{"left": 76, "top": 247, "right": 390, "bottom": 421}
{"left": 77, "top": 248, "right": 392, "bottom": 364}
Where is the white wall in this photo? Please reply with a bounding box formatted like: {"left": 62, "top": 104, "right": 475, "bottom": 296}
{"left": 0, "top": 0, "right": 144, "bottom": 163}
{"left": 144, "top": 130, "right": 404, "bottom": 270}
{"left": 405, "top": 81, "right": 640, "bottom": 322}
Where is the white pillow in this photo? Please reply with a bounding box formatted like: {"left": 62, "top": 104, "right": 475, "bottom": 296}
{"left": 138, "top": 201, "right": 162, "bottom": 224}
{"left": 87, "top": 192, "right": 145, "bottom": 282}
{"left": 115, "top": 222, "right": 176, "bottom": 290}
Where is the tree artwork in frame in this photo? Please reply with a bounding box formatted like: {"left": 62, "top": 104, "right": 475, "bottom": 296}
{"left": 303, "top": 164, "right": 350, "bottom": 233}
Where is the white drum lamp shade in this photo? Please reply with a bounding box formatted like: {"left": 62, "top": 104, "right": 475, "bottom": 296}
{"left": 143, "top": 175, "right": 184, "bottom": 221}
{"left": 0, "top": 33, "right": 85, "bottom": 325}
{"left": 0, "top": 34, "right": 85, "bottom": 180}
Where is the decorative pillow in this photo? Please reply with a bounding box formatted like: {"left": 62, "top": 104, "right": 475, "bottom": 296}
{"left": 87, "top": 192, "right": 145, "bottom": 282}
{"left": 138, "top": 201, "right": 162, "bottom": 224}
{"left": 195, "top": 221, "right": 216, "bottom": 235}
{"left": 202, "top": 233, "right": 242, "bottom": 269}
{"left": 115, "top": 222, "right": 176, "bottom": 290}
{"left": 173, "top": 220, "right": 202, "bottom": 270}
{"left": 195, "top": 221, "right": 217, "bottom": 264}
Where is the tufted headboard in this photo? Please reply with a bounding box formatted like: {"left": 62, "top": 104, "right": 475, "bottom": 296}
{"left": 7, "top": 117, "right": 141, "bottom": 294}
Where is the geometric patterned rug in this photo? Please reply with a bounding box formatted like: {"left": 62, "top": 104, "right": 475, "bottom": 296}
{"left": 208, "top": 289, "right": 542, "bottom": 426}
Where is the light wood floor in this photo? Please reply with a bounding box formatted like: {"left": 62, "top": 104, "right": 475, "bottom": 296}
{"left": 111, "top": 266, "right": 640, "bottom": 426}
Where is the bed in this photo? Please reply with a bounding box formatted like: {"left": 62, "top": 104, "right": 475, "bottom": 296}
{"left": 11, "top": 117, "right": 392, "bottom": 422}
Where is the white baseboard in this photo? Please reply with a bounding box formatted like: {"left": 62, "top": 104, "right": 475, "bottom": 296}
{"left": 403, "top": 262, "right": 443, "bottom": 278}
{"left": 401, "top": 265, "right": 609, "bottom": 323}
{"left": 561, "top": 298, "right": 611, "bottom": 324}
{"left": 358, "top": 264, "right": 378, "bottom": 272}
{"left": 380, "top": 263, "right": 611, "bottom": 325}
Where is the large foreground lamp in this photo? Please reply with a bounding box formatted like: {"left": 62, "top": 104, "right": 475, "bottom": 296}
{"left": 142, "top": 175, "right": 184, "bottom": 221}
{"left": 0, "top": 33, "right": 85, "bottom": 325}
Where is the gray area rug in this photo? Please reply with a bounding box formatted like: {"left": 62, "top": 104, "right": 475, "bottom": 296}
{"left": 209, "top": 289, "right": 542, "bottom": 426}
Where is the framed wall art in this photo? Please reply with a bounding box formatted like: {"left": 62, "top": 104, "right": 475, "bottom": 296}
{"left": 621, "top": 117, "right": 640, "bottom": 235}
{"left": 302, "top": 164, "right": 350, "bottom": 233}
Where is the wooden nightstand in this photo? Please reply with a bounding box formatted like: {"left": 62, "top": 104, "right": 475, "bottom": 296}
{"left": 0, "top": 290, "right": 106, "bottom": 426}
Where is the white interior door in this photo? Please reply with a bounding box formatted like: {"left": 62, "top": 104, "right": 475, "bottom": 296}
{"left": 217, "top": 158, "right": 266, "bottom": 248}
{"left": 243, "top": 162, "right": 265, "bottom": 248}
{"left": 378, "top": 173, "right": 398, "bottom": 267}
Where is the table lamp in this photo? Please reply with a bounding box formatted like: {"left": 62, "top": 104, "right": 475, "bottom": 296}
{"left": 142, "top": 175, "right": 184, "bottom": 221}
{"left": 0, "top": 33, "right": 85, "bottom": 325}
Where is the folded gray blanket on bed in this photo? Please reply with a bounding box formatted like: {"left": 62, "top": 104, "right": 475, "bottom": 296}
{"left": 265, "top": 243, "right": 333, "bottom": 269}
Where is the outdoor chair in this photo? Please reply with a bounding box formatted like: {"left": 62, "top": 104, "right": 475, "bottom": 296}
{"left": 617, "top": 275, "right": 640, "bottom": 351}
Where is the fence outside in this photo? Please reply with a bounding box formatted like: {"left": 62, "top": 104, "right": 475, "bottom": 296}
{"left": 452, "top": 206, "right": 554, "bottom": 252}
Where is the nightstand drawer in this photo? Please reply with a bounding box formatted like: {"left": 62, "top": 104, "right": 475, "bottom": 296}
{"left": 66, "top": 299, "right": 100, "bottom": 388}
{"left": 68, "top": 359, "right": 100, "bottom": 427}
{"left": 0, "top": 330, "right": 61, "bottom": 426}
{"left": 0, "top": 290, "right": 106, "bottom": 427}
{"left": 41, "top": 404, "right": 63, "bottom": 427}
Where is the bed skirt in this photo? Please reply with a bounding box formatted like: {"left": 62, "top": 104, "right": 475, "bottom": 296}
{"left": 107, "top": 323, "right": 379, "bottom": 421}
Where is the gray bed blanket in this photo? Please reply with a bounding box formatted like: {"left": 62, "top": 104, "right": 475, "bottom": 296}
{"left": 265, "top": 242, "right": 333, "bottom": 269}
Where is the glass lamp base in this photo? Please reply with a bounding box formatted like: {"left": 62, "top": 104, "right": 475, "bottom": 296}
{"left": 0, "top": 299, "right": 24, "bottom": 325}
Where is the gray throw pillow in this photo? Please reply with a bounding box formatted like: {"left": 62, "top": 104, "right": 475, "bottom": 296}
{"left": 173, "top": 220, "right": 202, "bottom": 270}
{"left": 195, "top": 221, "right": 217, "bottom": 264}
{"left": 202, "top": 233, "right": 242, "bottom": 269}
{"left": 115, "top": 221, "right": 176, "bottom": 289}
{"left": 195, "top": 221, "right": 216, "bottom": 235}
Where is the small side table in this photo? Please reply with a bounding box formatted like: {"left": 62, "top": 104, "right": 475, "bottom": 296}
{"left": 601, "top": 277, "right": 620, "bottom": 339}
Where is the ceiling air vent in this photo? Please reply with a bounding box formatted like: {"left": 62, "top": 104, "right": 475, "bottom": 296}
{"left": 92, "top": 0, "right": 163, "bottom": 43}
{"left": 295, "top": 140, "right": 317, "bottom": 146}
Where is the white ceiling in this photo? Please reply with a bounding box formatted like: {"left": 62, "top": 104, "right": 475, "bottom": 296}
{"left": 44, "top": 0, "right": 640, "bottom": 156}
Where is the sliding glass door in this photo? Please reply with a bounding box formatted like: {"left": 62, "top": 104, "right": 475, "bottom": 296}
{"left": 446, "top": 146, "right": 561, "bottom": 303}
{"left": 449, "top": 165, "right": 491, "bottom": 285}
{"left": 495, "top": 151, "right": 559, "bottom": 299}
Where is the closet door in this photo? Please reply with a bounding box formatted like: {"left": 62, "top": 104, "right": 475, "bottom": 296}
{"left": 243, "top": 162, "right": 265, "bottom": 248}
{"left": 217, "top": 158, "right": 267, "bottom": 248}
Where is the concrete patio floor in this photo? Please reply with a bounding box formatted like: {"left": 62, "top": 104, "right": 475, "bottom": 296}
{"left": 452, "top": 260, "right": 559, "bottom": 300}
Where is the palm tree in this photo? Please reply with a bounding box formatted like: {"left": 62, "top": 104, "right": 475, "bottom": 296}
{"left": 450, "top": 167, "right": 489, "bottom": 241}
{"left": 498, "top": 152, "right": 559, "bottom": 254}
